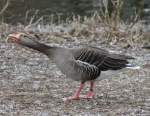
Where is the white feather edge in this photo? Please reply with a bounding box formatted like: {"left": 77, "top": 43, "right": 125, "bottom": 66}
{"left": 126, "top": 63, "right": 140, "bottom": 69}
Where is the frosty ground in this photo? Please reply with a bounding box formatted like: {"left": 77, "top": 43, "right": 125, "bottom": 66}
{"left": 0, "top": 37, "right": 150, "bottom": 115}
{"left": 0, "top": 18, "right": 149, "bottom": 115}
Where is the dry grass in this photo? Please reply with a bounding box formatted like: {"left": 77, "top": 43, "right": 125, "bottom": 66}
{"left": 0, "top": 1, "right": 150, "bottom": 115}
{"left": 0, "top": 41, "right": 149, "bottom": 115}
{"left": 0, "top": 0, "right": 147, "bottom": 47}
{"left": 0, "top": 0, "right": 10, "bottom": 22}
{"left": 0, "top": 12, "right": 146, "bottom": 47}
{"left": 0, "top": 5, "right": 150, "bottom": 115}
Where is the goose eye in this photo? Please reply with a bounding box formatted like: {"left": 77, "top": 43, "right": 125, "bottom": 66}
{"left": 23, "top": 35, "right": 28, "bottom": 37}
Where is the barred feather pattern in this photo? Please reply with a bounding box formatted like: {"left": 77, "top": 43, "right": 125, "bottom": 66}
{"left": 75, "top": 60, "right": 100, "bottom": 78}
{"left": 73, "top": 47, "right": 130, "bottom": 75}
{"left": 8, "top": 33, "right": 135, "bottom": 82}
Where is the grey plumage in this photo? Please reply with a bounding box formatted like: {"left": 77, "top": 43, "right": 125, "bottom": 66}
{"left": 7, "top": 33, "right": 135, "bottom": 83}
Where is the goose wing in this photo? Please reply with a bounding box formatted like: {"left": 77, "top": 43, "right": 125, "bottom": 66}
{"left": 73, "top": 46, "right": 133, "bottom": 71}
{"left": 65, "top": 59, "right": 100, "bottom": 81}
{"left": 58, "top": 56, "right": 100, "bottom": 81}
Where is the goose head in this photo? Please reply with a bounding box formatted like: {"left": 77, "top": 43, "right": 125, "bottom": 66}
{"left": 6, "top": 32, "right": 39, "bottom": 46}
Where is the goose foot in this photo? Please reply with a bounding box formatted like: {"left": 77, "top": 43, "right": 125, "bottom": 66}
{"left": 63, "top": 96, "right": 80, "bottom": 102}
{"left": 82, "top": 91, "right": 94, "bottom": 99}
{"left": 86, "top": 91, "right": 94, "bottom": 99}
{"left": 63, "top": 83, "right": 84, "bottom": 102}
{"left": 63, "top": 92, "right": 94, "bottom": 101}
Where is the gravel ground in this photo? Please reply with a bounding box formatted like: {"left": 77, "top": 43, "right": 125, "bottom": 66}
{"left": 0, "top": 41, "right": 150, "bottom": 116}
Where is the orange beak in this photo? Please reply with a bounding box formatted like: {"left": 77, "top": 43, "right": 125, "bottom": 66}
{"left": 6, "top": 33, "right": 22, "bottom": 43}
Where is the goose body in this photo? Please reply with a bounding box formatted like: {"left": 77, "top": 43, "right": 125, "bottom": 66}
{"left": 7, "top": 33, "right": 139, "bottom": 101}
{"left": 51, "top": 46, "right": 134, "bottom": 82}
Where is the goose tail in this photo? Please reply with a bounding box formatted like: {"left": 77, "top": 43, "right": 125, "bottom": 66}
{"left": 126, "top": 64, "right": 140, "bottom": 69}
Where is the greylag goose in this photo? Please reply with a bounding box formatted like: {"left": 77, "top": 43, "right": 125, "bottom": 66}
{"left": 7, "top": 32, "right": 140, "bottom": 101}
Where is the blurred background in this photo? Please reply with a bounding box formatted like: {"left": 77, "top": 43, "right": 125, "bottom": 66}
{"left": 0, "top": 0, "right": 149, "bottom": 44}
{"left": 0, "top": 1, "right": 150, "bottom": 115}
{"left": 0, "top": 0, "right": 147, "bottom": 24}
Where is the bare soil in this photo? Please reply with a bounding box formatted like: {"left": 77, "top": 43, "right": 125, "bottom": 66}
{"left": 0, "top": 42, "right": 150, "bottom": 116}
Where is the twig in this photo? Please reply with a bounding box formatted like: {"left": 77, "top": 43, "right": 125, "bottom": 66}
{"left": 0, "top": 0, "right": 10, "bottom": 16}
{"left": 28, "top": 10, "right": 39, "bottom": 26}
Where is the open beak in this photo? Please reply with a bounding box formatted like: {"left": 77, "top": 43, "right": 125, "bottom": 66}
{"left": 6, "top": 33, "right": 22, "bottom": 43}
{"left": 6, "top": 34, "right": 15, "bottom": 42}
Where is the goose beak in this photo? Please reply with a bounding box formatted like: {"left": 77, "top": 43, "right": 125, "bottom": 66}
{"left": 6, "top": 33, "right": 22, "bottom": 43}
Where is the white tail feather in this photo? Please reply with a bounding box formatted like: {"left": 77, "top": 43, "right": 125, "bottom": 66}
{"left": 126, "top": 64, "right": 140, "bottom": 69}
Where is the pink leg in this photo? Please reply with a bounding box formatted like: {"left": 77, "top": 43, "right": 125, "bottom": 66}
{"left": 84, "top": 81, "right": 95, "bottom": 99}
{"left": 63, "top": 83, "right": 84, "bottom": 101}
